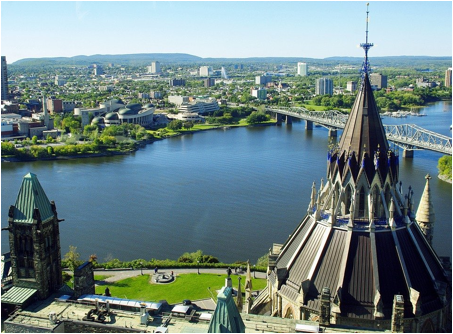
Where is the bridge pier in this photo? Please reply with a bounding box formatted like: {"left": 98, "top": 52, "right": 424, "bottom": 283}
{"left": 403, "top": 149, "right": 414, "bottom": 158}
{"left": 328, "top": 129, "right": 337, "bottom": 137}
{"left": 276, "top": 113, "right": 283, "bottom": 125}
{"left": 305, "top": 120, "right": 313, "bottom": 130}
{"left": 286, "top": 116, "right": 292, "bottom": 124}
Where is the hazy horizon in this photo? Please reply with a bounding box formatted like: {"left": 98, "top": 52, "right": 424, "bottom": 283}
{"left": 1, "top": 1, "right": 452, "bottom": 63}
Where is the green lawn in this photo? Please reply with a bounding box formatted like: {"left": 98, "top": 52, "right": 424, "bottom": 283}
{"left": 95, "top": 273, "right": 266, "bottom": 304}
{"left": 94, "top": 274, "right": 112, "bottom": 281}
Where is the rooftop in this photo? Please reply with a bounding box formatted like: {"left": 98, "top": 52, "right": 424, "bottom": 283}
{"left": 4, "top": 296, "right": 390, "bottom": 333}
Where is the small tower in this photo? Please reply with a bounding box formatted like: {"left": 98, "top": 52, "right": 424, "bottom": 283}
{"left": 4, "top": 173, "right": 63, "bottom": 299}
{"left": 42, "top": 95, "right": 50, "bottom": 129}
{"left": 415, "top": 174, "right": 435, "bottom": 245}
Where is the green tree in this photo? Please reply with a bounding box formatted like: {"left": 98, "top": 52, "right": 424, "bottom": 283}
{"left": 246, "top": 111, "right": 269, "bottom": 124}
{"left": 438, "top": 155, "right": 452, "bottom": 179}
{"left": 183, "top": 121, "right": 194, "bottom": 130}
{"left": 32, "top": 135, "right": 38, "bottom": 145}
{"left": 63, "top": 245, "right": 82, "bottom": 273}
{"left": 167, "top": 120, "right": 183, "bottom": 131}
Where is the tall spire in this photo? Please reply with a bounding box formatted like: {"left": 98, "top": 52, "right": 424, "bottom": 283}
{"left": 360, "top": 3, "right": 374, "bottom": 81}
{"left": 336, "top": 3, "right": 388, "bottom": 167}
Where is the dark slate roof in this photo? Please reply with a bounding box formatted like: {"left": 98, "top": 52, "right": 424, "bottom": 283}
{"left": 306, "top": 228, "right": 347, "bottom": 311}
{"left": 277, "top": 215, "right": 315, "bottom": 269}
{"left": 13, "top": 173, "right": 54, "bottom": 224}
{"left": 273, "top": 217, "right": 448, "bottom": 320}
{"left": 342, "top": 233, "right": 375, "bottom": 309}
{"left": 338, "top": 73, "right": 388, "bottom": 160}
{"left": 287, "top": 224, "right": 328, "bottom": 285}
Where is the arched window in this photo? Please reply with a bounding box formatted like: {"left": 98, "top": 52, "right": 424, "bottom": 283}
{"left": 384, "top": 184, "right": 391, "bottom": 212}
{"left": 359, "top": 187, "right": 366, "bottom": 217}
{"left": 345, "top": 184, "right": 352, "bottom": 215}
{"left": 284, "top": 306, "right": 294, "bottom": 319}
{"left": 372, "top": 185, "right": 380, "bottom": 218}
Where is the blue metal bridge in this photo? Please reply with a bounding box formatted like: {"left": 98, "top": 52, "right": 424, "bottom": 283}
{"left": 266, "top": 106, "right": 452, "bottom": 156}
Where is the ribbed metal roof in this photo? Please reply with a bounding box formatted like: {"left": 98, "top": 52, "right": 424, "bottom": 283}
{"left": 1, "top": 286, "right": 37, "bottom": 305}
{"left": 13, "top": 173, "right": 54, "bottom": 224}
{"left": 338, "top": 73, "right": 389, "bottom": 160}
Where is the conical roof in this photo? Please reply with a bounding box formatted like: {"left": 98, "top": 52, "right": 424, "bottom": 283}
{"left": 208, "top": 286, "right": 245, "bottom": 333}
{"left": 416, "top": 174, "right": 435, "bottom": 224}
{"left": 12, "top": 173, "right": 54, "bottom": 223}
{"left": 338, "top": 73, "right": 389, "bottom": 159}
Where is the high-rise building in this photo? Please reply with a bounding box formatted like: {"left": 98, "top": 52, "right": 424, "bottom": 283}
{"left": 315, "top": 78, "right": 333, "bottom": 95}
{"left": 255, "top": 75, "right": 272, "bottom": 86}
{"left": 147, "top": 61, "right": 161, "bottom": 74}
{"left": 252, "top": 6, "right": 449, "bottom": 332}
{"left": 204, "top": 78, "right": 215, "bottom": 88}
{"left": 93, "top": 64, "right": 104, "bottom": 76}
{"left": 169, "top": 78, "right": 186, "bottom": 87}
{"left": 199, "top": 66, "right": 213, "bottom": 77}
{"left": 370, "top": 73, "right": 387, "bottom": 89}
{"left": 297, "top": 62, "right": 308, "bottom": 76}
{"left": 251, "top": 87, "right": 267, "bottom": 100}
{"left": 445, "top": 68, "right": 452, "bottom": 88}
{"left": 346, "top": 81, "right": 357, "bottom": 93}
{"left": 54, "top": 75, "right": 66, "bottom": 86}
{"left": 1, "top": 56, "right": 8, "bottom": 101}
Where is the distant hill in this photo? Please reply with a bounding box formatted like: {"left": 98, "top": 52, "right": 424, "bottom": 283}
{"left": 10, "top": 53, "right": 451, "bottom": 67}
{"left": 12, "top": 53, "right": 203, "bottom": 66}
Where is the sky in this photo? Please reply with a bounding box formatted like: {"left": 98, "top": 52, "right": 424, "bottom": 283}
{"left": 1, "top": 1, "right": 452, "bottom": 64}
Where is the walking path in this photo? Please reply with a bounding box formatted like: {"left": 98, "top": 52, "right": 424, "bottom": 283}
{"left": 93, "top": 267, "right": 267, "bottom": 284}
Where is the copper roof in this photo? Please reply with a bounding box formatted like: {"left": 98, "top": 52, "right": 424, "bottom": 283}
{"left": 12, "top": 173, "right": 54, "bottom": 223}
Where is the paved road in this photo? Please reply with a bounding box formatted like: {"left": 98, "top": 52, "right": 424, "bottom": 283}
{"left": 92, "top": 267, "right": 267, "bottom": 283}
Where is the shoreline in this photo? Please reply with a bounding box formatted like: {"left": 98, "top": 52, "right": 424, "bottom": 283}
{"left": 438, "top": 174, "right": 452, "bottom": 184}
{"left": 1, "top": 122, "right": 276, "bottom": 163}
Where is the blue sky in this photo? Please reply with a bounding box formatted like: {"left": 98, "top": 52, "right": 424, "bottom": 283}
{"left": 1, "top": 1, "right": 452, "bottom": 63}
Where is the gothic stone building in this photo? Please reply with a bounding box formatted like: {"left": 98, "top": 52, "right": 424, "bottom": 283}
{"left": 251, "top": 70, "right": 450, "bottom": 332}
{"left": 2, "top": 173, "right": 63, "bottom": 309}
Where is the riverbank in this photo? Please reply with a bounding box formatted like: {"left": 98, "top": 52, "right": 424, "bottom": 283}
{"left": 1, "top": 121, "right": 276, "bottom": 163}
{"left": 438, "top": 174, "right": 452, "bottom": 184}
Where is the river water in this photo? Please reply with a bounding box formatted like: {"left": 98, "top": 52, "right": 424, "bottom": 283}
{"left": 1, "top": 101, "right": 452, "bottom": 263}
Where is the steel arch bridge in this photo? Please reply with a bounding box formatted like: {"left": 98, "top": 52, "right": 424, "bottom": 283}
{"left": 266, "top": 106, "right": 452, "bottom": 156}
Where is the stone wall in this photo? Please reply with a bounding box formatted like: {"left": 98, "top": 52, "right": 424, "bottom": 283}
{"left": 73, "top": 261, "right": 95, "bottom": 298}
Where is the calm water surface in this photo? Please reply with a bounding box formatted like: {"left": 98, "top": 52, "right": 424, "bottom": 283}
{"left": 1, "top": 101, "right": 452, "bottom": 263}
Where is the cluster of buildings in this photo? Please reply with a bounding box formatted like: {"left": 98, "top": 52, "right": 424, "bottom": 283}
{"left": 1, "top": 9, "right": 452, "bottom": 331}
{"left": 1, "top": 49, "right": 451, "bottom": 333}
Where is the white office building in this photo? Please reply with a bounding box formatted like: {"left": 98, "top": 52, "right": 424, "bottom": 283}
{"left": 147, "top": 61, "right": 161, "bottom": 74}
{"left": 199, "top": 66, "right": 213, "bottom": 77}
{"left": 297, "top": 62, "right": 308, "bottom": 76}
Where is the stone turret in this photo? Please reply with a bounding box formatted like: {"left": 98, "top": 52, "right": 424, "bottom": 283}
{"left": 415, "top": 174, "right": 435, "bottom": 245}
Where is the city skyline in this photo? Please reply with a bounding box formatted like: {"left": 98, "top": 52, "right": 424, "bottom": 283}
{"left": 1, "top": 1, "right": 452, "bottom": 64}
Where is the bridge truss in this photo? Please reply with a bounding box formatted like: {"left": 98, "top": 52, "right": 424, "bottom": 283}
{"left": 267, "top": 107, "right": 452, "bottom": 156}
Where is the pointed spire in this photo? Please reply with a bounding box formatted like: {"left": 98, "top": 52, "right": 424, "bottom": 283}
{"left": 245, "top": 261, "right": 252, "bottom": 300}
{"left": 236, "top": 276, "right": 243, "bottom": 312}
{"left": 310, "top": 181, "right": 317, "bottom": 210}
{"left": 415, "top": 174, "right": 435, "bottom": 245}
{"left": 337, "top": 3, "right": 388, "bottom": 170}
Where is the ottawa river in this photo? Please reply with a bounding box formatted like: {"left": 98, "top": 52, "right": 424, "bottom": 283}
{"left": 1, "top": 101, "right": 452, "bottom": 264}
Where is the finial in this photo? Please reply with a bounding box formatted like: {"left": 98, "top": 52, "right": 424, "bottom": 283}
{"left": 360, "top": 3, "right": 374, "bottom": 82}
